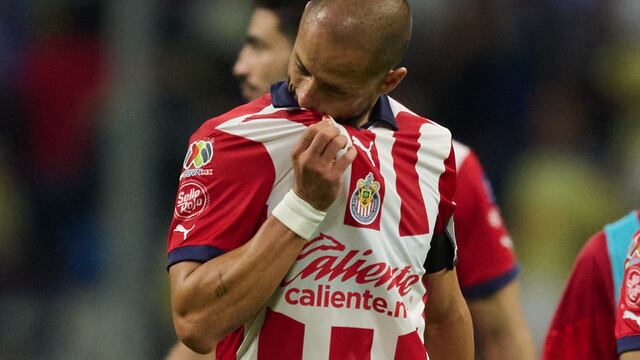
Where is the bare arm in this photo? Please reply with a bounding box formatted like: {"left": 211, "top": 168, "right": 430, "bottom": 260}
{"left": 170, "top": 217, "right": 306, "bottom": 353}
{"left": 169, "top": 119, "right": 356, "bottom": 353}
{"left": 467, "top": 280, "right": 535, "bottom": 360}
{"left": 165, "top": 341, "right": 213, "bottom": 360}
{"left": 424, "top": 268, "right": 474, "bottom": 360}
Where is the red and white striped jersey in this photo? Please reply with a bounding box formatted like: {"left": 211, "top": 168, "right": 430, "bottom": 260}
{"left": 167, "top": 82, "right": 457, "bottom": 360}
{"left": 452, "top": 142, "right": 519, "bottom": 298}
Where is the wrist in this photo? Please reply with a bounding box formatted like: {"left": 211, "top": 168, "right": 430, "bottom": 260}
{"left": 272, "top": 189, "right": 327, "bottom": 240}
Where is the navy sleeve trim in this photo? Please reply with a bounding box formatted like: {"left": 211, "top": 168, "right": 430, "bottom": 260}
{"left": 167, "top": 245, "right": 225, "bottom": 270}
{"left": 618, "top": 336, "right": 640, "bottom": 355}
{"left": 461, "top": 264, "right": 521, "bottom": 299}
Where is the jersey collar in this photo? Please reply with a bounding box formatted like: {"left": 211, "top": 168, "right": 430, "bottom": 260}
{"left": 270, "top": 81, "right": 398, "bottom": 131}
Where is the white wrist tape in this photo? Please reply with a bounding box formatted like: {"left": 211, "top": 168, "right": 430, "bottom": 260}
{"left": 272, "top": 190, "right": 327, "bottom": 240}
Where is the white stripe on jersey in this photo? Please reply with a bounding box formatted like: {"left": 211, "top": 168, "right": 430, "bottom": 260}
{"left": 452, "top": 140, "right": 471, "bottom": 172}
{"left": 372, "top": 126, "right": 402, "bottom": 237}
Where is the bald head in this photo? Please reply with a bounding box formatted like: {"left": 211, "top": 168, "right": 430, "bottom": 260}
{"left": 301, "top": 0, "right": 412, "bottom": 75}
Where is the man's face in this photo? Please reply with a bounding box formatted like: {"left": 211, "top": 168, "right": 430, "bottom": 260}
{"left": 233, "top": 8, "right": 294, "bottom": 101}
{"left": 287, "top": 21, "right": 385, "bottom": 124}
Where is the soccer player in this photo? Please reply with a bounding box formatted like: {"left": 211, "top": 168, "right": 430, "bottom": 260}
{"left": 166, "top": 0, "right": 534, "bottom": 359}
{"left": 544, "top": 209, "right": 640, "bottom": 360}
{"left": 167, "top": 0, "right": 473, "bottom": 359}
{"left": 616, "top": 225, "right": 640, "bottom": 359}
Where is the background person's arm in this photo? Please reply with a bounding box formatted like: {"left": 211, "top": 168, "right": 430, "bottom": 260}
{"left": 423, "top": 268, "right": 474, "bottom": 360}
{"left": 451, "top": 146, "right": 534, "bottom": 359}
{"left": 467, "top": 280, "right": 535, "bottom": 360}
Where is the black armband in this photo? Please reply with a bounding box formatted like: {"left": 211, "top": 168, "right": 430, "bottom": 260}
{"left": 424, "top": 224, "right": 457, "bottom": 273}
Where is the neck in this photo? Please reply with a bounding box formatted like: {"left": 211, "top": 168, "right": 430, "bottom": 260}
{"left": 343, "top": 99, "right": 378, "bottom": 128}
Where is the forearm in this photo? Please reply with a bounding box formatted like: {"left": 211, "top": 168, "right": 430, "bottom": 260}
{"left": 423, "top": 269, "right": 474, "bottom": 360}
{"left": 468, "top": 281, "right": 535, "bottom": 360}
{"left": 170, "top": 216, "right": 306, "bottom": 352}
{"left": 424, "top": 300, "right": 474, "bottom": 360}
{"left": 622, "top": 351, "right": 640, "bottom": 360}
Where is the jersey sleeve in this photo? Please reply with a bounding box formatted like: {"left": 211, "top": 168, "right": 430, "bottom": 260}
{"left": 615, "top": 230, "right": 640, "bottom": 355}
{"left": 425, "top": 142, "right": 457, "bottom": 273}
{"left": 543, "top": 231, "right": 617, "bottom": 360}
{"left": 453, "top": 150, "right": 519, "bottom": 298}
{"left": 166, "top": 123, "right": 276, "bottom": 269}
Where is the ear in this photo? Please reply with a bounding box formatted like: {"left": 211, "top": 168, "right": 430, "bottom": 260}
{"left": 379, "top": 67, "right": 407, "bottom": 95}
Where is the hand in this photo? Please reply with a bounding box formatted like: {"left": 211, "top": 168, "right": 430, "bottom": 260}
{"left": 291, "top": 116, "right": 357, "bottom": 211}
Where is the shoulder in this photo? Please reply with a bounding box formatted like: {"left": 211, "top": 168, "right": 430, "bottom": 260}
{"left": 189, "top": 94, "right": 321, "bottom": 146}
{"left": 577, "top": 231, "right": 610, "bottom": 267}
{"left": 189, "top": 95, "right": 275, "bottom": 140}
{"left": 388, "top": 97, "right": 451, "bottom": 138}
{"left": 387, "top": 97, "right": 453, "bottom": 165}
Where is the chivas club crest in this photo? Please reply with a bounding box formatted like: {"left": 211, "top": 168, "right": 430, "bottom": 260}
{"left": 350, "top": 172, "right": 381, "bottom": 225}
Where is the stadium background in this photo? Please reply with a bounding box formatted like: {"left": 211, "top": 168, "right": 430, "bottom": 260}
{"left": 0, "top": 0, "right": 638, "bottom": 358}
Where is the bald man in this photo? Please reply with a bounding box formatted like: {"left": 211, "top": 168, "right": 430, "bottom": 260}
{"left": 236, "top": 3, "right": 533, "bottom": 359}
{"left": 167, "top": 1, "right": 473, "bottom": 359}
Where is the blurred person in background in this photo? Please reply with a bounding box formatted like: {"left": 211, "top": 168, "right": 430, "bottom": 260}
{"left": 616, "top": 225, "right": 640, "bottom": 359}
{"left": 167, "top": 0, "right": 473, "bottom": 358}
{"left": 543, "top": 210, "right": 640, "bottom": 360}
{"left": 0, "top": 1, "right": 108, "bottom": 358}
{"left": 18, "top": 0, "right": 107, "bottom": 289}
{"left": 503, "top": 75, "right": 625, "bottom": 346}
{"left": 544, "top": 2, "right": 640, "bottom": 358}
{"left": 166, "top": 0, "right": 534, "bottom": 359}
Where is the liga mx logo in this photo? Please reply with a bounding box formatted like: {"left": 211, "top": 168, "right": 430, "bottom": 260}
{"left": 350, "top": 172, "right": 381, "bottom": 225}
{"left": 183, "top": 140, "right": 213, "bottom": 170}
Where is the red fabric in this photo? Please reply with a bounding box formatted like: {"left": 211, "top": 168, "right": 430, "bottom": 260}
{"left": 543, "top": 231, "right": 617, "bottom": 360}
{"left": 342, "top": 128, "right": 384, "bottom": 230}
{"left": 216, "top": 327, "right": 244, "bottom": 360}
{"left": 453, "top": 150, "right": 517, "bottom": 290}
{"left": 166, "top": 109, "right": 277, "bottom": 256}
{"left": 434, "top": 143, "right": 457, "bottom": 236}
{"left": 394, "top": 330, "right": 427, "bottom": 360}
{"left": 20, "top": 35, "right": 106, "bottom": 179}
{"left": 329, "top": 326, "right": 374, "bottom": 360}
{"left": 392, "top": 112, "right": 430, "bottom": 237}
{"left": 258, "top": 309, "right": 305, "bottom": 360}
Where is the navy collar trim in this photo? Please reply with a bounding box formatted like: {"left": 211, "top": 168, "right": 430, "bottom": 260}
{"left": 270, "top": 81, "right": 398, "bottom": 131}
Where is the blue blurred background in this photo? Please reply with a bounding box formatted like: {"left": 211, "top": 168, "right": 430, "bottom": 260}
{"left": 0, "top": 0, "right": 638, "bottom": 358}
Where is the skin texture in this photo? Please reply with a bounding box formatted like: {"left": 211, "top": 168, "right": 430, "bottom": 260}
{"left": 467, "top": 281, "right": 536, "bottom": 360}
{"left": 424, "top": 268, "right": 474, "bottom": 360}
{"left": 622, "top": 352, "right": 640, "bottom": 360}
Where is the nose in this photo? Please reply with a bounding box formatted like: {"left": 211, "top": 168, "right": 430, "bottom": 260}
{"left": 296, "top": 79, "right": 319, "bottom": 110}
{"left": 233, "top": 48, "right": 250, "bottom": 77}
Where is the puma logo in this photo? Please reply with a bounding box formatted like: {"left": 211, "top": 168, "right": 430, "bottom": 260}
{"left": 174, "top": 224, "right": 195, "bottom": 241}
{"left": 351, "top": 136, "right": 375, "bottom": 167}
{"left": 623, "top": 310, "right": 640, "bottom": 327}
